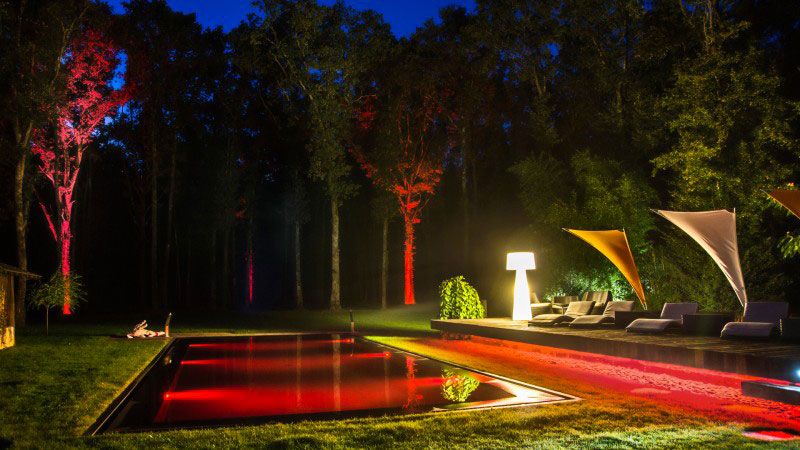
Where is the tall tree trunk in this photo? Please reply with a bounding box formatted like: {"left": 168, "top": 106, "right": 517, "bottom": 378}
{"left": 461, "top": 129, "right": 470, "bottom": 266}
{"left": 138, "top": 221, "right": 147, "bottom": 310}
{"left": 185, "top": 241, "right": 192, "bottom": 309}
{"left": 210, "top": 231, "right": 218, "bottom": 309}
{"left": 294, "top": 220, "right": 303, "bottom": 309}
{"left": 380, "top": 217, "right": 388, "bottom": 309}
{"left": 162, "top": 141, "right": 177, "bottom": 308}
{"left": 222, "top": 225, "right": 231, "bottom": 309}
{"left": 175, "top": 233, "right": 182, "bottom": 308}
{"left": 150, "top": 133, "right": 159, "bottom": 310}
{"left": 247, "top": 218, "right": 254, "bottom": 306}
{"left": 59, "top": 214, "right": 72, "bottom": 315}
{"left": 403, "top": 215, "right": 415, "bottom": 305}
{"left": 13, "top": 142, "right": 30, "bottom": 325}
{"left": 330, "top": 198, "right": 341, "bottom": 311}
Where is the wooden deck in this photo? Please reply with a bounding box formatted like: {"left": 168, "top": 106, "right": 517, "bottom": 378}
{"left": 431, "top": 318, "right": 800, "bottom": 382}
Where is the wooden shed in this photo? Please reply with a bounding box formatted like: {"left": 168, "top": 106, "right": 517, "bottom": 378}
{"left": 0, "top": 263, "right": 40, "bottom": 350}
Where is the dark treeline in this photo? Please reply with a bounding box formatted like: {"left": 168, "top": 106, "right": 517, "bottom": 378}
{"left": 2, "top": 0, "right": 799, "bottom": 321}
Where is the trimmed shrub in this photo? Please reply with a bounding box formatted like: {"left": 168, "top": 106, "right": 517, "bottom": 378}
{"left": 438, "top": 276, "right": 485, "bottom": 320}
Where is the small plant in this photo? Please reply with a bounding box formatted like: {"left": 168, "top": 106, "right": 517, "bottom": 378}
{"left": 439, "top": 276, "right": 485, "bottom": 320}
{"left": 28, "top": 272, "right": 86, "bottom": 335}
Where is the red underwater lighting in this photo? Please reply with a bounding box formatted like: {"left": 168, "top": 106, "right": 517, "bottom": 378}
{"left": 415, "top": 336, "right": 800, "bottom": 430}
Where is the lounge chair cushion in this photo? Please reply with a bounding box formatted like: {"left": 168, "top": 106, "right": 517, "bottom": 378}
{"left": 590, "top": 301, "right": 607, "bottom": 315}
{"left": 569, "top": 315, "right": 615, "bottom": 328}
{"left": 742, "top": 302, "right": 789, "bottom": 323}
{"left": 626, "top": 318, "right": 681, "bottom": 333}
{"left": 602, "top": 301, "right": 635, "bottom": 318}
{"left": 528, "top": 314, "right": 573, "bottom": 326}
{"left": 531, "top": 313, "right": 564, "bottom": 321}
{"left": 719, "top": 301, "right": 788, "bottom": 339}
{"left": 529, "top": 301, "right": 594, "bottom": 326}
{"left": 568, "top": 302, "right": 634, "bottom": 328}
{"left": 659, "top": 302, "right": 699, "bottom": 323}
{"left": 530, "top": 303, "right": 552, "bottom": 316}
{"left": 563, "top": 301, "right": 595, "bottom": 316}
{"left": 720, "top": 321, "right": 777, "bottom": 339}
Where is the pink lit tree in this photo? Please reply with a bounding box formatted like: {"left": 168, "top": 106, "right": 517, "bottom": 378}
{"left": 353, "top": 92, "right": 444, "bottom": 306}
{"left": 32, "top": 29, "right": 129, "bottom": 315}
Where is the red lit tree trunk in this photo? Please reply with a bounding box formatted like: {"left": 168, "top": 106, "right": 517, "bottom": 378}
{"left": 353, "top": 93, "right": 444, "bottom": 306}
{"left": 402, "top": 215, "right": 416, "bottom": 305}
{"left": 31, "top": 30, "right": 128, "bottom": 314}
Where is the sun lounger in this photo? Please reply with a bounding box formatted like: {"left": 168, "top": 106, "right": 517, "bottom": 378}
{"left": 720, "top": 302, "right": 788, "bottom": 339}
{"left": 569, "top": 300, "right": 635, "bottom": 328}
{"left": 529, "top": 301, "right": 594, "bottom": 326}
{"left": 626, "top": 302, "right": 698, "bottom": 333}
{"left": 585, "top": 291, "right": 611, "bottom": 315}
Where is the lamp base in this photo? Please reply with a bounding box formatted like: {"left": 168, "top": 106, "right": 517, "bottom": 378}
{"left": 512, "top": 270, "right": 532, "bottom": 321}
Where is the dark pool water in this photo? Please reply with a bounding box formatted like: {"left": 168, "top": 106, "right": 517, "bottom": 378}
{"left": 94, "top": 334, "right": 573, "bottom": 433}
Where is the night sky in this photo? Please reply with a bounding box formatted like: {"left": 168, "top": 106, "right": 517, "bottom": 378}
{"left": 108, "top": 0, "right": 476, "bottom": 36}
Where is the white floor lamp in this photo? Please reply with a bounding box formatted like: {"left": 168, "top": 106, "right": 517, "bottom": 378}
{"left": 507, "top": 252, "right": 535, "bottom": 321}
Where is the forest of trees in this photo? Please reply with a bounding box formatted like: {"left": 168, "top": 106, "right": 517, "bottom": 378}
{"left": 1, "top": 0, "right": 799, "bottom": 323}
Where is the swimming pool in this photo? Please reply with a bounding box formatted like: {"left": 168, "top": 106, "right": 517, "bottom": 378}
{"left": 91, "top": 334, "right": 576, "bottom": 433}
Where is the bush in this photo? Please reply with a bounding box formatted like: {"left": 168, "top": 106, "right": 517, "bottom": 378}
{"left": 438, "top": 276, "right": 484, "bottom": 320}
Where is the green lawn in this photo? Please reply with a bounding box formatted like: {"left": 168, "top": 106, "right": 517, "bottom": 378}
{"left": 0, "top": 305, "right": 795, "bottom": 449}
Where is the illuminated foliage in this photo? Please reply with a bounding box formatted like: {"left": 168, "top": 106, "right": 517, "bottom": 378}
{"left": 353, "top": 89, "right": 444, "bottom": 306}
{"left": 31, "top": 29, "right": 128, "bottom": 314}
{"left": 438, "top": 276, "right": 484, "bottom": 320}
{"left": 440, "top": 368, "right": 480, "bottom": 403}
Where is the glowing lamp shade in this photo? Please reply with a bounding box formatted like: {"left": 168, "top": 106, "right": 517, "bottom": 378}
{"left": 506, "top": 252, "right": 535, "bottom": 271}
{"left": 506, "top": 252, "right": 535, "bottom": 321}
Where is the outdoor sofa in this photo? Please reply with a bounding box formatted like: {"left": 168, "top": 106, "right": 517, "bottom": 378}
{"left": 720, "top": 301, "right": 788, "bottom": 339}
{"left": 626, "top": 302, "right": 698, "bottom": 333}
{"left": 529, "top": 301, "right": 595, "bottom": 326}
{"left": 569, "top": 300, "right": 635, "bottom": 328}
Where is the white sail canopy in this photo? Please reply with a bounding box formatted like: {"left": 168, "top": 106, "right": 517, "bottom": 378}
{"left": 653, "top": 209, "right": 747, "bottom": 306}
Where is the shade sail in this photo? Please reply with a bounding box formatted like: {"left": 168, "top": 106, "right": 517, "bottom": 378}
{"left": 768, "top": 189, "right": 800, "bottom": 221}
{"left": 654, "top": 209, "right": 747, "bottom": 306}
{"left": 564, "top": 229, "right": 647, "bottom": 309}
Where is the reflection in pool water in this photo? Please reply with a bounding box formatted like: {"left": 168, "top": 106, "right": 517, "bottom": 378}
{"left": 93, "top": 334, "right": 575, "bottom": 433}
{"left": 441, "top": 369, "right": 480, "bottom": 402}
